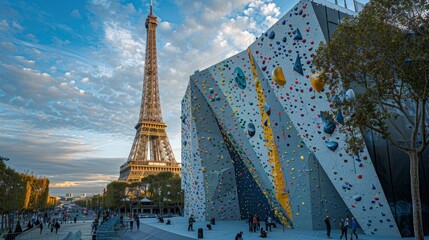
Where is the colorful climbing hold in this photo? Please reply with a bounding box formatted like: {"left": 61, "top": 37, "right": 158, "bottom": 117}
{"left": 310, "top": 72, "right": 324, "bottom": 92}
{"left": 325, "top": 141, "right": 338, "bottom": 151}
{"left": 272, "top": 66, "right": 286, "bottom": 86}
{"left": 293, "top": 54, "right": 304, "bottom": 76}
{"left": 345, "top": 89, "right": 355, "bottom": 101}
{"left": 248, "top": 123, "right": 256, "bottom": 137}
{"left": 294, "top": 28, "right": 303, "bottom": 41}
{"left": 234, "top": 67, "right": 246, "bottom": 89}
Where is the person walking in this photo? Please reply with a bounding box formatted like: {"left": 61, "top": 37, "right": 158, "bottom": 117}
{"left": 136, "top": 217, "right": 140, "bottom": 230}
{"left": 188, "top": 214, "right": 195, "bottom": 231}
{"left": 39, "top": 222, "right": 43, "bottom": 234}
{"left": 256, "top": 214, "right": 260, "bottom": 231}
{"left": 252, "top": 214, "right": 257, "bottom": 232}
{"left": 324, "top": 216, "right": 331, "bottom": 238}
{"left": 54, "top": 221, "right": 60, "bottom": 234}
{"left": 340, "top": 218, "right": 348, "bottom": 240}
{"left": 350, "top": 217, "right": 358, "bottom": 240}
{"left": 266, "top": 216, "right": 273, "bottom": 232}
{"left": 129, "top": 215, "right": 134, "bottom": 232}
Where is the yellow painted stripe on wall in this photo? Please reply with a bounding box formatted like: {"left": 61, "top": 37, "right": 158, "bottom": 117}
{"left": 247, "top": 47, "right": 293, "bottom": 226}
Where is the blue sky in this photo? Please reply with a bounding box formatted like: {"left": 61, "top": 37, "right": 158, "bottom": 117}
{"left": 0, "top": 0, "right": 361, "bottom": 196}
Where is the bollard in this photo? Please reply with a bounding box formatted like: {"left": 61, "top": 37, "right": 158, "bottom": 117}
{"left": 198, "top": 228, "right": 203, "bottom": 238}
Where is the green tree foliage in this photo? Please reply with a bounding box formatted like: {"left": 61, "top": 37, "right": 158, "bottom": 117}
{"left": 21, "top": 174, "right": 50, "bottom": 210}
{"left": 314, "top": 0, "right": 428, "bottom": 238}
{"left": 141, "top": 172, "right": 182, "bottom": 209}
{"left": 0, "top": 162, "right": 26, "bottom": 213}
{"left": 105, "top": 181, "right": 129, "bottom": 209}
{"left": 0, "top": 161, "right": 52, "bottom": 214}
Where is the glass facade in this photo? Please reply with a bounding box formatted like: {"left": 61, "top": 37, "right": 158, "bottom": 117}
{"left": 365, "top": 131, "right": 429, "bottom": 237}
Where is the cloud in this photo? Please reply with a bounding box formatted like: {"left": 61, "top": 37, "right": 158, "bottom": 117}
{"left": 51, "top": 181, "right": 79, "bottom": 188}
{"left": 0, "top": 0, "right": 286, "bottom": 195}
{"left": 70, "top": 9, "right": 81, "bottom": 18}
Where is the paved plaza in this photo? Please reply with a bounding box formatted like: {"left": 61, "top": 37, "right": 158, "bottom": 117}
{"left": 126, "top": 217, "right": 428, "bottom": 240}
{"left": 12, "top": 216, "right": 429, "bottom": 239}
{"left": 15, "top": 220, "right": 92, "bottom": 240}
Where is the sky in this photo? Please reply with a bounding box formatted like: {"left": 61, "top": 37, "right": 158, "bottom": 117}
{"left": 0, "top": 0, "right": 361, "bottom": 196}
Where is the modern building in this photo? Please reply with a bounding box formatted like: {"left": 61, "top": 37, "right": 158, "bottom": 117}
{"left": 119, "top": 3, "right": 181, "bottom": 182}
{"left": 181, "top": 0, "right": 429, "bottom": 237}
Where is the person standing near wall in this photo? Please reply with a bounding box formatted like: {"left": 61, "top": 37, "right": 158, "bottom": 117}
{"left": 324, "top": 216, "right": 331, "bottom": 238}
{"left": 188, "top": 214, "right": 195, "bottom": 231}
{"left": 252, "top": 214, "right": 257, "bottom": 232}
{"left": 248, "top": 215, "right": 253, "bottom": 232}
{"left": 339, "top": 218, "right": 348, "bottom": 240}
{"left": 350, "top": 217, "right": 358, "bottom": 240}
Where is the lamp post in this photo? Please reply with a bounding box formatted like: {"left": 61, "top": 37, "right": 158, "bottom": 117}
{"left": 158, "top": 187, "right": 162, "bottom": 216}
{"left": 12, "top": 183, "right": 22, "bottom": 231}
{"left": 177, "top": 190, "right": 184, "bottom": 216}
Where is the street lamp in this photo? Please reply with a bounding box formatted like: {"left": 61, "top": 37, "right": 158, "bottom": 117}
{"left": 12, "top": 183, "right": 22, "bottom": 231}
{"left": 177, "top": 190, "right": 184, "bottom": 216}
{"left": 158, "top": 187, "right": 162, "bottom": 216}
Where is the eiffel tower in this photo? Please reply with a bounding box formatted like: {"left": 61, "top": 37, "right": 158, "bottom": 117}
{"left": 119, "top": 2, "right": 180, "bottom": 182}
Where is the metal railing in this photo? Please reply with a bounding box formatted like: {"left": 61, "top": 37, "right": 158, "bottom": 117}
{"left": 95, "top": 216, "right": 125, "bottom": 240}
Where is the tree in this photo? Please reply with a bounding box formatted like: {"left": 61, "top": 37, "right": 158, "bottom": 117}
{"left": 105, "top": 181, "right": 129, "bottom": 209}
{"left": 314, "top": 0, "right": 428, "bottom": 238}
{"left": 141, "top": 172, "right": 182, "bottom": 213}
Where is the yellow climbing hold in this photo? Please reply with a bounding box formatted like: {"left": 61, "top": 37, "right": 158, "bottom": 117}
{"left": 310, "top": 72, "right": 325, "bottom": 92}
{"left": 272, "top": 66, "right": 286, "bottom": 86}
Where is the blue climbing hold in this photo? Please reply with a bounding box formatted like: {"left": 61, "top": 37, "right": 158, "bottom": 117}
{"left": 293, "top": 54, "right": 304, "bottom": 75}
{"left": 354, "top": 195, "right": 362, "bottom": 202}
{"left": 282, "top": 37, "right": 287, "bottom": 43}
{"left": 336, "top": 110, "right": 344, "bottom": 124}
{"left": 294, "top": 28, "right": 303, "bottom": 40}
{"left": 248, "top": 123, "right": 256, "bottom": 137}
{"left": 263, "top": 103, "right": 271, "bottom": 116}
{"left": 321, "top": 111, "right": 336, "bottom": 134}
{"left": 234, "top": 67, "right": 246, "bottom": 89}
{"left": 268, "top": 31, "right": 275, "bottom": 39}
{"left": 325, "top": 141, "right": 338, "bottom": 151}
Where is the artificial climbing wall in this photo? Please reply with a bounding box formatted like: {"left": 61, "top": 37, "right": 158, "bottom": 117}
{"left": 181, "top": 0, "right": 401, "bottom": 236}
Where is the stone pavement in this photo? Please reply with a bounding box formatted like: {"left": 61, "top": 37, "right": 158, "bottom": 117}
{"left": 127, "top": 217, "right": 429, "bottom": 240}
{"left": 16, "top": 220, "right": 92, "bottom": 240}
{"left": 123, "top": 222, "right": 193, "bottom": 240}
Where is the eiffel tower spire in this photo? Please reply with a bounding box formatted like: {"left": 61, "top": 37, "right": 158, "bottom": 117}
{"left": 119, "top": 2, "right": 180, "bottom": 182}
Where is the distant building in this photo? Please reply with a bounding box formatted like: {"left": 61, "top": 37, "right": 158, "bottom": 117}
{"left": 65, "top": 193, "right": 73, "bottom": 198}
